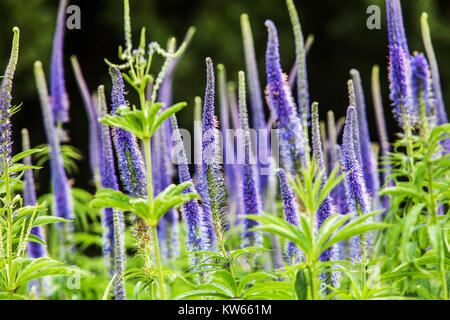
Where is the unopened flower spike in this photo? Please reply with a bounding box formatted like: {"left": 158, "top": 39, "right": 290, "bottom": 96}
{"left": 421, "top": 13, "right": 448, "bottom": 127}
{"left": 97, "top": 85, "right": 126, "bottom": 300}
{"left": 350, "top": 69, "right": 380, "bottom": 204}
{"left": 238, "top": 71, "right": 262, "bottom": 248}
{"left": 71, "top": 56, "right": 103, "bottom": 188}
{"left": 240, "top": 14, "right": 270, "bottom": 195}
{"left": 0, "top": 27, "right": 20, "bottom": 180}
{"left": 109, "top": 67, "right": 147, "bottom": 198}
{"left": 311, "top": 103, "right": 333, "bottom": 262}
{"left": 217, "top": 64, "right": 236, "bottom": 199}
{"left": 276, "top": 168, "right": 300, "bottom": 263}
{"left": 34, "top": 61, "right": 74, "bottom": 233}
{"left": 265, "top": 20, "right": 306, "bottom": 174}
{"left": 286, "top": 0, "right": 310, "bottom": 125}
{"left": 371, "top": 66, "right": 393, "bottom": 213}
{"left": 50, "top": 0, "right": 70, "bottom": 125}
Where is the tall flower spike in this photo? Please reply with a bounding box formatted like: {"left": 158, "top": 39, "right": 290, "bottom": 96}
{"left": 240, "top": 14, "right": 267, "bottom": 132}
{"left": 0, "top": 27, "right": 19, "bottom": 180}
{"left": 311, "top": 103, "right": 333, "bottom": 262}
{"left": 286, "top": 0, "right": 310, "bottom": 124}
{"left": 34, "top": 61, "right": 74, "bottom": 227}
{"left": 71, "top": 56, "right": 103, "bottom": 188}
{"left": 22, "top": 129, "right": 47, "bottom": 259}
{"left": 350, "top": 69, "right": 380, "bottom": 204}
{"left": 170, "top": 114, "right": 205, "bottom": 254}
{"left": 227, "top": 82, "right": 243, "bottom": 225}
{"left": 98, "top": 85, "right": 126, "bottom": 300}
{"left": 371, "top": 66, "right": 393, "bottom": 212}
{"left": 240, "top": 14, "right": 270, "bottom": 194}
{"left": 50, "top": 0, "right": 69, "bottom": 125}
{"left": 276, "top": 168, "right": 300, "bottom": 263}
{"left": 238, "top": 71, "right": 262, "bottom": 247}
{"left": 265, "top": 168, "right": 283, "bottom": 269}
{"left": 199, "top": 58, "right": 227, "bottom": 250}
{"left": 152, "top": 129, "right": 169, "bottom": 258}
{"left": 386, "top": 0, "right": 417, "bottom": 128}
{"left": 265, "top": 20, "right": 306, "bottom": 174}
{"left": 109, "top": 67, "right": 147, "bottom": 198}
{"left": 217, "top": 64, "right": 234, "bottom": 193}
{"left": 342, "top": 106, "right": 371, "bottom": 260}
{"left": 421, "top": 13, "right": 448, "bottom": 126}
{"left": 410, "top": 53, "right": 434, "bottom": 123}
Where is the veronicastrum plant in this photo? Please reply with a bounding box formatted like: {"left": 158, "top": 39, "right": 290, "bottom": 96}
{"left": 0, "top": 27, "right": 79, "bottom": 300}
{"left": 89, "top": 0, "right": 199, "bottom": 300}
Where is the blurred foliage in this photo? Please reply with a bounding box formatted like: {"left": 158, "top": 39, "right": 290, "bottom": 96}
{"left": 0, "top": 0, "right": 449, "bottom": 192}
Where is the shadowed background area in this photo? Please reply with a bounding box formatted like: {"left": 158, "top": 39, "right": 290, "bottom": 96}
{"left": 0, "top": 0, "right": 449, "bottom": 195}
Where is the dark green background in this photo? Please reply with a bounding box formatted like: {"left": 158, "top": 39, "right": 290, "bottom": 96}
{"left": 0, "top": 0, "right": 449, "bottom": 192}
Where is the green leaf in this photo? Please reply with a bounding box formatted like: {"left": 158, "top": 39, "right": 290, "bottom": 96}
{"left": 294, "top": 268, "right": 308, "bottom": 300}
{"left": 12, "top": 148, "right": 45, "bottom": 163}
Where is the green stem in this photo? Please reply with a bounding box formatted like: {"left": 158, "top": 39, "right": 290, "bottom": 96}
{"left": 151, "top": 225, "right": 166, "bottom": 300}
{"left": 5, "top": 159, "right": 14, "bottom": 299}
{"left": 308, "top": 262, "right": 317, "bottom": 300}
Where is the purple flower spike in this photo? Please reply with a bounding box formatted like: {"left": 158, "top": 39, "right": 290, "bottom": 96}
{"left": 50, "top": 0, "right": 70, "bottom": 125}
{"left": 276, "top": 168, "right": 300, "bottom": 262}
{"left": 71, "top": 56, "right": 103, "bottom": 187}
{"left": 265, "top": 20, "right": 305, "bottom": 173}
{"left": 109, "top": 67, "right": 147, "bottom": 198}
{"left": 311, "top": 103, "right": 333, "bottom": 262}
{"left": 34, "top": 61, "right": 74, "bottom": 228}
{"left": 22, "top": 129, "right": 47, "bottom": 260}
{"left": 342, "top": 107, "right": 371, "bottom": 215}
{"left": 342, "top": 107, "right": 371, "bottom": 261}
{"left": 199, "top": 57, "right": 225, "bottom": 250}
{"left": 98, "top": 85, "right": 126, "bottom": 300}
{"left": 410, "top": 53, "right": 434, "bottom": 120}
{"left": 171, "top": 115, "right": 206, "bottom": 254}
{"left": 152, "top": 127, "right": 179, "bottom": 259}
{"left": 238, "top": 71, "right": 262, "bottom": 248}
{"left": 386, "top": 0, "right": 417, "bottom": 128}
{"left": 350, "top": 69, "right": 380, "bottom": 204}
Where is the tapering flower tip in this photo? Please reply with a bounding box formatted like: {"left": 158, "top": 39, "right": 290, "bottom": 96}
{"left": 71, "top": 56, "right": 102, "bottom": 186}
{"left": 349, "top": 69, "right": 379, "bottom": 199}
{"left": 342, "top": 107, "right": 371, "bottom": 215}
{"left": 34, "top": 60, "right": 74, "bottom": 223}
{"left": 0, "top": 27, "right": 20, "bottom": 178}
{"left": 276, "top": 168, "right": 300, "bottom": 261}
{"left": 238, "top": 71, "right": 262, "bottom": 247}
{"left": 108, "top": 68, "right": 147, "bottom": 198}
{"left": 311, "top": 102, "right": 326, "bottom": 171}
{"left": 286, "top": 0, "right": 310, "bottom": 123}
{"left": 386, "top": 0, "right": 408, "bottom": 53}
{"left": 311, "top": 103, "right": 333, "bottom": 262}
{"left": 241, "top": 14, "right": 267, "bottom": 132}
{"left": 202, "top": 57, "right": 217, "bottom": 165}
{"left": 421, "top": 13, "right": 448, "bottom": 127}
{"left": 98, "top": 85, "right": 120, "bottom": 260}
{"left": 50, "top": 0, "right": 70, "bottom": 124}
{"left": 265, "top": 20, "right": 305, "bottom": 173}
{"left": 22, "top": 128, "right": 47, "bottom": 259}
{"left": 170, "top": 115, "right": 204, "bottom": 252}
{"left": 410, "top": 52, "right": 434, "bottom": 118}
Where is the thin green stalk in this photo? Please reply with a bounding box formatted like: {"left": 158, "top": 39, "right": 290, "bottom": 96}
{"left": 5, "top": 159, "right": 14, "bottom": 299}
{"left": 151, "top": 225, "right": 166, "bottom": 300}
